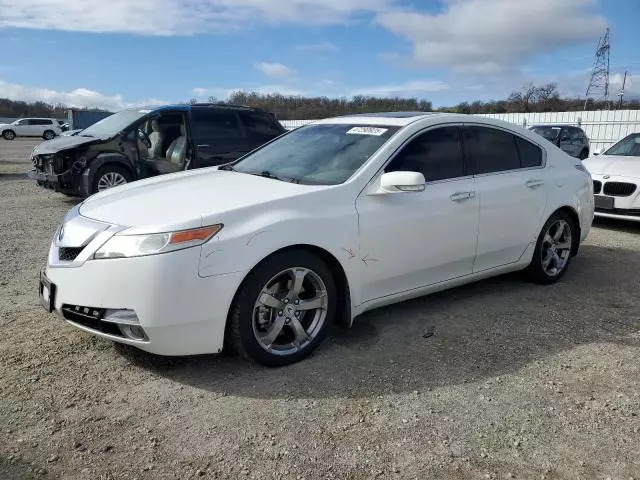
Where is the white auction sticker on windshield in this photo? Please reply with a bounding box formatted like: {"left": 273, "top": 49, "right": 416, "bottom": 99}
{"left": 346, "top": 126, "right": 388, "bottom": 136}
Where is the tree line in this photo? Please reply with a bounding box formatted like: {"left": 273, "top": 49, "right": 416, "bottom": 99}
{"left": 2, "top": 83, "right": 639, "bottom": 120}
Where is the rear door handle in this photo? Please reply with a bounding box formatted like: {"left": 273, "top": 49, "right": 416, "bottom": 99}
{"left": 526, "top": 179, "right": 545, "bottom": 189}
{"left": 450, "top": 191, "right": 475, "bottom": 202}
{"left": 197, "top": 144, "right": 210, "bottom": 148}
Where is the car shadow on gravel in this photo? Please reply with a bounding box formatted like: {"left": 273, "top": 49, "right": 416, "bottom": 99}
{"left": 593, "top": 217, "right": 640, "bottom": 234}
{"left": 115, "top": 244, "right": 640, "bottom": 399}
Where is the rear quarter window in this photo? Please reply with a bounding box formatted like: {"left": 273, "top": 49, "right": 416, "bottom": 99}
{"left": 515, "top": 136, "right": 543, "bottom": 168}
{"left": 239, "top": 111, "right": 284, "bottom": 138}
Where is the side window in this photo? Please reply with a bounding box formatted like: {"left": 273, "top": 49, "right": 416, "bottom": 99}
{"left": 515, "top": 136, "right": 543, "bottom": 168}
{"left": 16, "top": 119, "right": 28, "bottom": 125}
{"left": 191, "top": 108, "right": 243, "bottom": 139}
{"left": 385, "top": 126, "right": 465, "bottom": 182}
{"left": 239, "top": 111, "right": 283, "bottom": 139}
{"left": 464, "top": 126, "right": 520, "bottom": 174}
{"left": 28, "top": 119, "right": 41, "bottom": 125}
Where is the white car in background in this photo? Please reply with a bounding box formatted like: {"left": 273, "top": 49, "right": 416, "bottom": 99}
{"left": 583, "top": 132, "right": 640, "bottom": 222}
{"left": 0, "top": 118, "right": 63, "bottom": 140}
{"left": 39, "top": 112, "right": 594, "bottom": 366}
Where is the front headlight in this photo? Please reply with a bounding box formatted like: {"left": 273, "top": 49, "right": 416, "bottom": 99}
{"left": 94, "top": 224, "right": 222, "bottom": 259}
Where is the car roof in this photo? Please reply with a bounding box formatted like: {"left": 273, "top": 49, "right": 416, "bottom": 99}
{"left": 129, "top": 103, "right": 270, "bottom": 114}
{"left": 314, "top": 111, "right": 448, "bottom": 127}
{"left": 532, "top": 124, "right": 581, "bottom": 129}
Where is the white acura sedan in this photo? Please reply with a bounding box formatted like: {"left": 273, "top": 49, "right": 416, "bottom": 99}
{"left": 40, "top": 112, "right": 594, "bottom": 366}
{"left": 583, "top": 133, "right": 640, "bottom": 222}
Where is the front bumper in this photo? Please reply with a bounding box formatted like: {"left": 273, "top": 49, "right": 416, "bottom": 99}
{"left": 43, "top": 248, "right": 247, "bottom": 356}
{"left": 591, "top": 174, "right": 640, "bottom": 222}
{"left": 28, "top": 168, "right": 90, "bottom": 196}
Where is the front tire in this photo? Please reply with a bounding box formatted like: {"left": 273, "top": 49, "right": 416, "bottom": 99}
{"left": 525, "top": 211, "right": 576, "bottom": 284}
{"left": 2, "top": 130, "right": 15, "bottom": 140}
{"left": 43, "top": 130, "right": 56, "bottom": 140}
{"left": 91, "top": 165, "right": 132, "bottom": 194}
{"left": 228, "top": 250, "right": 336, "bottom": 367}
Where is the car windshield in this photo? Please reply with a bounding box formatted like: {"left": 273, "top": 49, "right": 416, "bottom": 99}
{"left": 80, "top": 109, "right": 149, "bottom": 137}
{"left": 230, "top": 124, "right": 400, "bottom": 185}
{"left": 603, "top": 133, "right": 640, "bottom": 156}
{"left": 531, "top": 126, "right": 561, "bottom": 141}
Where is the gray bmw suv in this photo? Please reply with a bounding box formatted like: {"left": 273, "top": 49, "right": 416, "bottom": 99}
{"left": 529, "top": 125, "right": 590, "bottom": 160}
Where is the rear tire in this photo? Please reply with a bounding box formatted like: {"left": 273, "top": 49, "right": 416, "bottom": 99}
{"left": 91, "top": 165, "right": 132, "bottom": 194}
{"left": 2, "top": 130, "right": 15, "bottom": 140}
{"left": 228, "top": 250, "right": 336, "bottom": 367}
{"left": 43, "top": 130, "right": 55, "bottom": 140}
{"left": 525, "top": 211, "right": 576, "bottom": 284}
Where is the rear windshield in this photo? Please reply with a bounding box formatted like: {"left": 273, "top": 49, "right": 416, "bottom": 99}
{"left": 530, "top": 126, "right": 561, "bottom": 142}
{"left": 230, "top": 124, "right": 400, "bottom": 185}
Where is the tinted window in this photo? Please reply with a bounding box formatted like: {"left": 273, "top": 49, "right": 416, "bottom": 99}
{"left": 464, "top": 126, "right": 520, "bottom": 174}
{"left": 515, "top": 137, "right": 543, "bottom": 168}
{"left": 15, "top": 119, "right": 28, "bottom": 125}
{"left": 385, "top": 126, "right": 465, "bottom": 182}
{"left": 28, "top": 119, "right": 51, "bottom": 125}
{"left": 191, "top": 108, "right": 243, "bottom": 139}
{"left": 239, "top": 111, "right": 283, "bottom": 138}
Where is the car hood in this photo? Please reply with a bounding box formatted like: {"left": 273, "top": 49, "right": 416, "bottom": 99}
{"left": 31, "top": 134, "right": 108, "bottom": 155}
{"left": 583, "top": 155, "right": 640, "bottom": 178}
{"left": 78, "top": 168, "right": 324, "bottom": 234}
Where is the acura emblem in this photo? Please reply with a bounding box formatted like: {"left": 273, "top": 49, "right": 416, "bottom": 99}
{"left": 603, "top": 175, "right": 610, "bottom": 179}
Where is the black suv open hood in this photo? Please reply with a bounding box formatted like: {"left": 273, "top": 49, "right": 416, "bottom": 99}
{"left": 32, "top": 134, "right": 110, "bottom": 155}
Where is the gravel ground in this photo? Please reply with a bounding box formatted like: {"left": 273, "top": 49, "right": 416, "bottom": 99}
{"left": 1, "top": 138, "right": 640, "bottom": 480}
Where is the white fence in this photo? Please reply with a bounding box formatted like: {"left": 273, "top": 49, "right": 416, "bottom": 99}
{"left": 281, "top": 110, "right": 640, "bottom": 151}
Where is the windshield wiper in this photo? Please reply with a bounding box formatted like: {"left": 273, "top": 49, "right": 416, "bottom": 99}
{"left": 218, "top": 164, "right": 235, "bottom": 171}
{"left": 251, "top": 170, "right": 287, "bottom": 182}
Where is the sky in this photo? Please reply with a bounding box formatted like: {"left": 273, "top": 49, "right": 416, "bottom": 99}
{"left": 0, "top": 0, "right": 639, "bottom": 110}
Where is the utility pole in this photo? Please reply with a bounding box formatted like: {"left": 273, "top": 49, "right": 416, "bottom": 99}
{"left": 584, "top": 28, "right": 611, "bottom": 110}
{"left": 617, "top": 71, "right": 628, "bottom": 109}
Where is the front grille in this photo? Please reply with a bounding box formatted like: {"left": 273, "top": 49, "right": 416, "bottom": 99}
{"left": 59, "top": 247, "right": 84, "bottom": 262}
{"left": 61, "top": 305, "right": 122, "bottom": 337}
{"left": 593, "top": 180, "right": 602, "bottom": 194}
{"left": 603, "top": 182, "right": 637, "bottom": 197}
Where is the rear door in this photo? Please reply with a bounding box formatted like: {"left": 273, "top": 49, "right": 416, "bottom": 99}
{"left": 464, "top": 124, "right": 549, "bottom": 272}
{"left": 190, "top": 107, "right": 248, "bottom": 168}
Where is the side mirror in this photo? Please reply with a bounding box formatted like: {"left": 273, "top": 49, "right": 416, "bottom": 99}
{"left": 379, "top": 171, "right": 426, "bottom": 193}
{"left": 593, "top": 147, "right": 603, "bottom": 156}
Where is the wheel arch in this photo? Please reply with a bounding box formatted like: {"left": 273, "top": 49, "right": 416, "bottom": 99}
{"left": 86, "top": 154, "right": 136, "bottom": 188}
{"left": 225, "top": 244, "right": 353, "bottom": 333}
{"left": 549, "top": 205, "right": 581, "bottom": 256}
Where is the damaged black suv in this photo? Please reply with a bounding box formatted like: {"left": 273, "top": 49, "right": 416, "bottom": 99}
{"left": 27, "top": 103, "right": 286, "bottom": 197}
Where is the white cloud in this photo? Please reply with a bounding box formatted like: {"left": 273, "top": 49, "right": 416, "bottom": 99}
{"left": 255, "top": 62, "right": 297, "bottom": 79}
{"left": 350, "top": 80, "right": 450, "bottom": 97}
{"left": 0, "top": 0, "right": 395, "bottom": 35}
{"left": 0, "top": 80, "right": 169, "bottom": 110}
{"left": 377, "top": 0, "right": 607, "bottom": 74}
{"left": 295, "top": 42, "right": 339, "bottom": 52}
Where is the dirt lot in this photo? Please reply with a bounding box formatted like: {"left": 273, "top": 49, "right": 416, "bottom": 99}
{"left": 1, "top": 138, "right": 640, "bottom": 480}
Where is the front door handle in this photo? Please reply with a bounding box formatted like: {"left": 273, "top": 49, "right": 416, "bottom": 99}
{"left": 450, "top": 191, "right": 475, "bottom": 202}
{"left": 197, "top": 144, "right": 210, "bottom": 148}
{"left": 526, "top": 179, "right": 545, "bottom": 189}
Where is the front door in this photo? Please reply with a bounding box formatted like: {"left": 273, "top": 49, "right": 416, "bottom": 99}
{"left": 463, "top": 124, "right": 549, "bottom": 272}
{"left": 356, "top": 125, "right": 480, "bottom": 302}
{"left": 190, "top": 107, "right": 250, "bottom": 168}
{"left": 13, "top": 119, "right": 30, "bottom": 136}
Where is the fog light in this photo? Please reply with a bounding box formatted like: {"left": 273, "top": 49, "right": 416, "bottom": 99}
{"left": 118, "top": 324, "right": 148, "bottom": 341}
{"left": 103, "top": 309, "right": 139, "bottom": 325}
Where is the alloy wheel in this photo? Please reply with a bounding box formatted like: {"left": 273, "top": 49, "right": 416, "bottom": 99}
{"left": 252, "top": 267, "right": 329, "bottom": 356}
{"left": 541, "top": 219, "right": 572, "bottom": 276}
{"left": 97, "top": 172, "right": 128, "bottom": 191}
